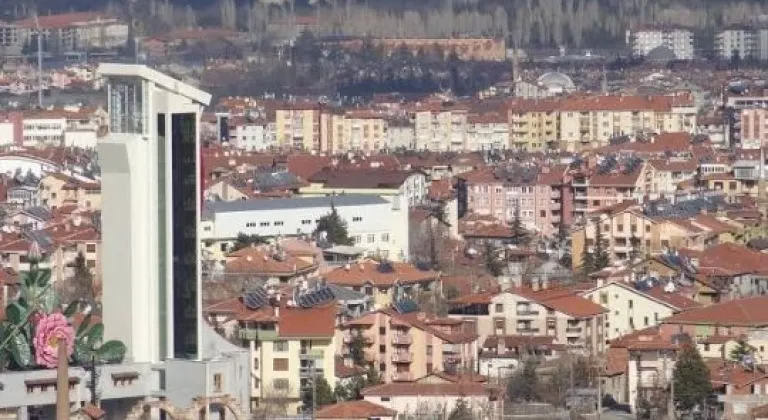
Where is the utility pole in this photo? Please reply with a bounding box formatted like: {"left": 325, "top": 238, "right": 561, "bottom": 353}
{"left": 668, "top": 354, "right": 675, "bottom": 420}
{"left": 312, "top": 364, "right": 317, "bottom": 419}
{"left": 55, "top": 338, "right": 69, "bottom": 420}
{"left": 33, "top": 13, "right": 43, "bottom": 109}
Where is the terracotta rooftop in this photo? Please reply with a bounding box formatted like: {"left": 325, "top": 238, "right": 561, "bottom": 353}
{"left": 225, "top": 247, "right": 316, "bottom": 276}
{"left": 315, "top": 400, "right": 396, "bottom": 419}
{"left": 361, "top": 381, "right": 494, "bottom": 397}
{"left": 663, "top": 295, "right": 768, "bottom": 327}
{"left": 325, "top": 260, "right": 439, "bottom": 287}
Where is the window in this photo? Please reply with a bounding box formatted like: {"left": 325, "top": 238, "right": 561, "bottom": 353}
{"left": 273, "top": 378, "right": 289, "bottom": 390}
{"left": 354, "top": 235, "right": 362, "bottom": 244}
{"left": 628, "top": 300, "right": 633, "bottom": 309}
{"left": 380, "top": 397, "right": 391, "bottom": 402}
{"left": 213, "top": 373, "right": 222, "bottom": 392}
{"left": 540, "top": 210, "right": 546, "bottom": 217}
{"left": 379, "top": 345, "right": 386, "bottom": 353}
{"left": 273, "top": 358, "right": 289, "bottom": 371}
{"left": 253, "top": 357, "right": 259, "bottom": 369}
{"left": 260, "top": 222, "right": 270, "bottom": 227}
{"left": 645, "top": 225, "right": 651, "bottom": 233}
{"left": 644, "top": 316, "right": 649, "bottom": 326}
{"left": 379, "top": 363, "right": 386, "bottom": 372}
{"left": 353, "top": 217, "right": 362, "bottom": 222}
{"left": 617, "top": 224, "right": 624, "bottom": 232}
{"left": 301, "top": 219, "right": 311, "bottom": 225}
{"left": 495, "top": 304, "right": 503, "bottom": 313}
{"left": 86, "top": 260, "right": 96, "bottom": 268}
{"left": 274, "top": 221, "right": 284, "bottom": 226}
{"left": 704, "top": 344, "right": 710, "bottom": 351}
{"left": 273, "top": 341, "right": 288, "bottom": 352}
{"left": 381, "top": 233, "right": 390, "bottom": 242}
{"left": 599, "top": 292, "right": 608, "bottom": 305}
{"left": 367, "top": 234, "right": 375, "bottom": 243}
{"left": 86, "top": 244, "right": 96, "bottom": 253}
{"left": 379, "top": 327, "right": 386, "bottom": 335}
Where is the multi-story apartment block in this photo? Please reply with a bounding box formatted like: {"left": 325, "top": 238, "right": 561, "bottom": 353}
{"left": 570, "top": 161, "right": 653, "bottom": 221}
{"left": 559, "top": 94, "right": 697, "bottom": 150}
{"left": 716, "top": 26, "right": 758, "bottom": 60}
{"left": 411, "top": 102, "right": 468, "bottom": 151}
{"left": 507, "top": 99, "right": 560, "bottom": 151}
{"left": 39, "top": 172, "right": 101, "bottom": 210}
{"left": 275, "top": 103, "right": 323, "bottom": 150}
{"left": 449, "top": 287, "right": 607, "bottom": 355}
{"left": 385, "top": 120, "right": 415, "bottom": 150}
{"left": 0, "top": 21, "right": 22, "bottom": 56}
{"left": 740, "top": 108, "right": 768, "bottom": 149}
{"left": 204, "top": 287, "right": 337, "bottom": 413}
{"left": 628, "top": 26, "right": 694, "bottom": 60}
{"left": 15, "top": 12, "right": 129, "bottom": 52}
{"left": 324, "top": 110, "right": 388, "bottom": 153}
{"left": 229, "top": 117, "right": 271, "bottom": 151}
{"left": 466, "top": 112, "right": 509, "bottom": 151}
{"left": 325, "top": 260, "right": 440, "bottom": 309}
{"left": 337, "top": 309, "right": 478, "bottom": 382}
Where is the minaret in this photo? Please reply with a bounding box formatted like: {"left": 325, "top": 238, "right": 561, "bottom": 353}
{"left": 512, "top": 39, "right": 521, "bottom": 82}
{"left": 601, "top": 65, "right": 608, "bottom": 94}
{"left": 759, "top": 147, "right": 768, "bottom": 217}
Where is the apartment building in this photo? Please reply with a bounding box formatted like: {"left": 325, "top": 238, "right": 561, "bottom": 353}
{"left": 740, "top": 108, "right": 768, "bottom": 149}
{"left": 14, "top": 12, "right": 128, "bottom": 52}
{"left": 449, "top": 287, "right": 607, "bottom": 355}
{"left": 580, "top": 280, "right": 700, "bottom": 342}
{"left": 39, "top": 172, "right": 101, "bottom": 210}
{"left": 716, "top": 26, "right": 758, "bottom": 60}
{"left": 411, "top": 102, "right": 469, "bottom": 151}
{"left": 507, "top": 99, "right": 560, "bottom": 151}
{"left": 628, "top": 27, "right": 694, "bottom": 60}
{"left": 204, "top": 288, "right": 337, "bottom": 414}
{"left": 466, "top": 112, "right": 509, "bottom": 151}
{"left": 385, "top": 120, "right": 415, "bottom": 150}
{"left": 201, "top": 195, "right": 410, "bottom": 261}
{"left": 324, "top": 110, "right": 388, "bottom": 153}
{"left": 559, "top": 94, "right": 697, "bottom": 150}
{"left": 275, "top": 103, "right": 323, "bottom": 150}
{"left": 337, "top": 309, "right": 478, "bottom": 382}
{"left": 571, "top": 201, "right": 738, "bottom": 268}
{"left": 570, "top": 161, "right": 653, "bottom": 221}
{"left": 325, "top": 260, "right": 440, "bottom": 309}
{"left": 0, "top": 21, "right": 22, "bottom": 55}
{"left": 229, "top": 117, "right": 271, "bottom": 151}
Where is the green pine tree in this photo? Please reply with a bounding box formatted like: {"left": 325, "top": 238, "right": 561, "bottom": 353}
{"left": 673, "top": 344, "right": 711, "bottom": 412}
{"left": 729, "top": 339, "right": 752, "bottom": 362}
{"left": 348, "top": 333, "right": 368, "bottom": 367}
{"left": 303, "top": 376, "right": 336, "bottom": 411}
{"left": 592, "top": 221, "right": 610, "bottom": 271}
{"left": 484, "top": 242, "right": 505, "bottom": 277}
{"left": 231, "top": 232, "right": 268, "bottom": 251}
{"left": 510, "top": 205, "right": 528, "bottom": 244}
{"left": 507, "top": 360, "right": 539, "bottom": 402}
{"left": 315, "top": 204, "right": 354, "bottom": 246}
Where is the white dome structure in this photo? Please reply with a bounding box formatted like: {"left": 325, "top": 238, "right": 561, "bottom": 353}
{"left": 537, "top": 72, "right": 575, "bottom": 94}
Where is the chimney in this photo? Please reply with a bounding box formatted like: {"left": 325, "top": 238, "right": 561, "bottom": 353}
{"left": 72, "top": 215, "right": 81, "bottom": 227}
{"left": 531, "top": 277, "right": 540, "bottom": 291}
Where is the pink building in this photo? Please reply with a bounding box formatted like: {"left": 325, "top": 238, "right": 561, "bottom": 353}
{"left": 740, "top": 108, "right": 768, "bottom": 149}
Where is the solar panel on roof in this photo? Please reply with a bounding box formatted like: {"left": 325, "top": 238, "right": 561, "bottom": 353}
{"left": 244, "top": 287, "right": 268, "bottom": 309}
{"left": 393, "top": 298, "right": 420, "bottom": 314}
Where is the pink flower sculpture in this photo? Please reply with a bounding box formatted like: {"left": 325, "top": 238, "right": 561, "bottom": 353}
{"left": 33, "top": 313, "right": 75, "bottom": 369}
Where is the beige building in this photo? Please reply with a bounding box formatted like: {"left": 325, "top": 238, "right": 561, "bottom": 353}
{"left": 204, "top": 292, "right": 337, "bottom": 414}
{"left": 558, "top": 94, "right": 697, "bottom": 151}
{"left": 275, "top": 103, "right": 323, "bottom": 151}
{"left": 411, "top": 102, "right": 469, "bottom": 151}
{"left": 337, "top": 309, "right": 478, "bottom": 382}
{"left": 324, "top": 110, "right": 388, "bottom": 153}
{"left": 449, "top": 288, "right": 607, "bottom": 355}
{"left": 507, "top": 99, "right": 560, "bottom": 151}
{"left": 39, "top": 172, "right": 101, "bottom": 210}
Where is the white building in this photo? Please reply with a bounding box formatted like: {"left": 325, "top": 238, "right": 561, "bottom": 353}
{"left": 230, "top": 118, "right": 270, "bottom": 151}
{"left": 98, "top": 63, "right": 211, "bottom": 364}
{"left": 628, "top": 27, "right": 694, "bottom": 60}
{"left": 385, "top": 122, "right": 415, "bottom": 150}
{"left": 466, "top": 114, "right": 509, "bottom": 151}
{"left": 22, "top": 116, "right": 66, "bottom": 147}
{"left": 758, "top": 28, "right": 768, "bottom": 61}
{"left": 716, "top": 27, "right": 758, "bottom": 60}
{"left": 201, "top": 195, "right": 410, "bottom": 261}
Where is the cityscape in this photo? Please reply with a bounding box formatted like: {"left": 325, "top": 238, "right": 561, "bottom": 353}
{"left": 4, "top": 1, "right": 768, "bottom": 420}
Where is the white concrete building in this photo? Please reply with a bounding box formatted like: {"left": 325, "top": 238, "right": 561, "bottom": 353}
{"left": 385, "top": 122, "right": 415, "bottom": 150}
{"left": 466, "top": 114, "right": 509, "bottom": 150}
{"left": 0, "top": 121, "right": 14, "bottom": 146}
{"left": 98, "top": 63, "right": 211, "bottom": 364}
{"left": 231, "top": 119, "right": 269, "bottom": 151}
{"left": 629, "top": 27, "right": 694, "bottom": 60}
{"left": 22, "top": 117, "right": 66, "bottom": 147}
{"left": 201, "top": 195, "right": 410, "bottom": 261}
{"left": 758, "top": 28, "right": 768, "bottom": 61}
{"left": 716, "top": 27, "right": 758, "bottom": 60}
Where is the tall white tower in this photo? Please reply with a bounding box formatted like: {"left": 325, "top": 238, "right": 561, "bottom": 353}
{"left": 97, "top": 64, "right": 211, "bottom": 363}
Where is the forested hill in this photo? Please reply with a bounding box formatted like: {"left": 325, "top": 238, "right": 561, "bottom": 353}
{"left": 6, "top": 0, "right": 768, "bottom": 48}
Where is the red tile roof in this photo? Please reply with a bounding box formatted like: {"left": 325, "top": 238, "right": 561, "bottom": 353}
{"left": 662, "top": 295, "right": 768, "bottom": 327}
{"left": 325, "top": 260, "right": 439, "bottom": 287}
{"left": 278, "top": 303, "right": 336, "bottom": 338}
{"left": 316, "top": 400, "right": 396, "bottom": 418}
{"left": 644, "top": 285, "right": 702, "bottom": 311}
{"left": 361, "top": 381, "right": 495, "bottom": 397}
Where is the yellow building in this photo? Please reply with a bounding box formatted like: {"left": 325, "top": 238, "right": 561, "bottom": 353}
{"left": 337, "top": 309, "right": 478, "bottom": 382}
{"left": 326, "top": 110, "right": 388, "bottom": 153}
{"left": 204, "top": 293, "right": 337, "bottom": 414}
{"left": 507, "top": 98, "right": 560, "bottom": 151}
{"left": 39, "top": 172, "right": 102, "bottom": 210}
{"left": 275, "top": 103, "right": 323, "bottom": 151}
{"left": 410, "top": 102, "right": 469, "bottom": 151}
{"left": 325, "top": 260, "right": 441, "bottom": 309}
{"left": 558, "top": 94, "right": 697, "bottom": 151}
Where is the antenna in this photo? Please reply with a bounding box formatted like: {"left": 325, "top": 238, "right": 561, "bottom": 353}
{"left": 33, "top": 13, "right": 42, "bottom": 109}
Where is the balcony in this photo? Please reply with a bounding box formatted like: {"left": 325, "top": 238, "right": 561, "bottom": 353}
{"left": 392, "top": 334, "right": 412, "bottom": 345}
{"left": 566, "top": 327, "right": 583, "bottom": 335}
{"left": 299, "top": 348, "right": 325, "bottom": 360}
{"left": 442, "top": 343, "right": 461, "bottom": 354}
{"left": 391, "top": 372, "right": 414, "bottom": 382}
{"left": 517, "top": 327, "right": 540, "bottom": 334}
{"left": 238, "top": 328, "right": 278, "bottom": 341}
{"left": 391, "top": 352, "right": 413, "bottom": 363}
{"left": 516, "top": 309, "right": 540, "bottom": 316}
{"left": 299, "top": 365, "right": 325, "bottom": 377}
{"left": 343, "top": 333, "right": 373, "bottom": 344}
